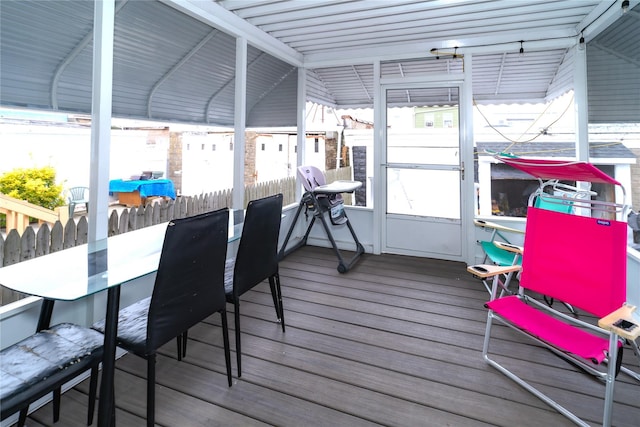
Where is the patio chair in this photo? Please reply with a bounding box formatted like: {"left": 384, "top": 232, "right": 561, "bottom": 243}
{"left": 67, "top": 186, "right": 89, "bottom": 217}
{"left": 474, "top": 163, "right": 591, "bottom": 302}
{"left": 471, "top": 157, "right": 639, "bottom": 427}
{"left": 93, "top": 208, "right": 232, "bottom": 427}
{"left": 225, "top": 194, "right": 285, "bottom": 377}
{"left": 0, "top": 323, "right": 103, "bottom": 427}
{"left": 473, "top": 219, "right": 524, "bottom": 295}
{"left": 279, "top": 165, "right": 365, "bottom": 273}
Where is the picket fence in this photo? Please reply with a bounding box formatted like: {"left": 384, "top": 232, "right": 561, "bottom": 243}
{"left": 0, "top": 175, "right": 302, "bottom": 305}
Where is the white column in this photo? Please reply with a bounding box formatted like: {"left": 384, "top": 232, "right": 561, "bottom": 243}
{"left": 88, "top": 0, "right": 115, "bottom": 244}
{"left": 296, "top": 67, "right": 307, "bottom": 200}
{"left": 462, "top": 53, "right": 475, "bottom": 263}
{"left": 573, "top": 40, "right": 592, "bottom": 216}
{"left": 372, "top": 60, "right": 382, "bottom": 255}
{"left": 233, "top": 37, "right": 247, "bottom": 209}
{"left": 573, "top": 41, "right": 589, "bottom": 161}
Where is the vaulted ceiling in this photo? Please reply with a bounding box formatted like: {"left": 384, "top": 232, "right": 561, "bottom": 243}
{"left": 1, "top": 0, "right": 638, "bottom": 127}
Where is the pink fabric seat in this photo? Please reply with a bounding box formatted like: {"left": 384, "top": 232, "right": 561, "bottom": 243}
{"left": 487, "top": 296, "right": 614, "bottom": 363}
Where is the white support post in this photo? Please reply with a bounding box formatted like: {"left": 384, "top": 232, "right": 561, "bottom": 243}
{"left": 88, "top": 0, "right": 115, "bottom": 244}
{"left": 462, "top": 53, "right": 475, "bottom": 264}
{"left": 573, "top": 41, "right": 589, "bottom": 162}
{"left": 233, "top": 37, "right": 247, "bottom": 209}
{"left": 573, "top": 39, "right": 593, "bottom": 216}
{"left": 372, "top": 60, "right": 382, "bottom": 254}
{"left": 296, "top": 67, "right": 307, "bottom": 201}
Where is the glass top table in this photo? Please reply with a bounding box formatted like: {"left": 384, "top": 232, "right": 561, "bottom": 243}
{"left": 0, "top": 209, "right": 243, "bottom": 301}
{"left": 0, "top": 208, "right": 243, "bottom": 427}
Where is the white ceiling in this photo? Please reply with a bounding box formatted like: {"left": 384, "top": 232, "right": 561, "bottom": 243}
{"left": 1, "top": 0, "right": 638, "bottom": 126}
{"left": 215, "top": 0, "right": 607, "bottom": 64}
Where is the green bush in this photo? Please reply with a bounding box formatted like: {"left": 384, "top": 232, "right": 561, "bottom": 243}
{"left": 0, "top": 166, "right": 65, "bottom": 209}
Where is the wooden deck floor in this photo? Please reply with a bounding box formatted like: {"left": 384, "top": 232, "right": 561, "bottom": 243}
{"left": 22, "top": 246, "right": 640, "bottom": 426}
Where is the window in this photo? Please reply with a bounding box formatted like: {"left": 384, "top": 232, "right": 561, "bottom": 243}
{"left": 424, "top": 113, "right": 434, "bottom": 127}
{"left": 443, "top": 113, "right": 453, "bottom": 128}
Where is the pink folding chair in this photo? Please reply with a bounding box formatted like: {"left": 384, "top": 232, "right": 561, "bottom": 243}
{"left": 470, "top": 157, "right": 639, "bottom": 427}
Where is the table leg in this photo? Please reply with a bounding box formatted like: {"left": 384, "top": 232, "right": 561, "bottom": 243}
{"left": 36, "top": 299, "right": 55, "bottom": 332}
{"left": 98, "top": 286, "right": 121, "bottom": 427}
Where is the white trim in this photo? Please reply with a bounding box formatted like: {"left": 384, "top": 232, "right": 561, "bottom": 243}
{"left": 161, "top": 0, "right": 303, "bottom": 67}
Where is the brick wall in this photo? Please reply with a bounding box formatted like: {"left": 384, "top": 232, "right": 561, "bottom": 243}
{"left": 168, "top": 132, "right": 183, "bottom": 195}
{"left": 245, "top": 131, "right": 257, "bottom": 186}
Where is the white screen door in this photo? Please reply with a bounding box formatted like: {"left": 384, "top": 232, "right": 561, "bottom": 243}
{"left": 383, "top": 85, "right": 463, "bottom": 260}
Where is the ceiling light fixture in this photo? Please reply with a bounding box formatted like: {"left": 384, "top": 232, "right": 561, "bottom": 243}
{"left": 622, "top": 0, "right": 630, "bottom": 13}
{"left": 429, "top": 47, "right": 462, "bottom": 60}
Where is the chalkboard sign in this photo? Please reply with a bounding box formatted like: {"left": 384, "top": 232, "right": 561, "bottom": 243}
{"left": 352, "top": 146, "right": 367, "bottom": 206}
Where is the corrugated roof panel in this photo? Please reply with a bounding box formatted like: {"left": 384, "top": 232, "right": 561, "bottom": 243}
{"left": 380, "top": 58, "right": 464, "bottom": 78}
{"left": 229, "top": 0, "right": 602, "bottom": 57}
{"left": 111, "top": 1, "right": 221, "bottom": 121}
{"left": 248, "top": 70, "right": 298, "bottom": 127}
{"left": 307, "top": 70, "right": 338, "bottom": 107}
{"left": 0, "top": 0, "right": 95, "bottom": 109}
{"left": 151, "top": 32, "right": 238, "bottom": 124}
{"left": 588, "top": 46, "right": 640, "bottom": 123}
{"left": 313, "top": 65, "right": 375, "bottom": 107}
{"left": 1, "top": 0, "right": 637, "bottom": 124}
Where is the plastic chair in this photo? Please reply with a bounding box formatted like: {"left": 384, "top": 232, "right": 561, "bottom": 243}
{"left": 67, "top": 186, "right": 89, "bottom": 217}
{"left": 473, "top": 219, "right": 524, "bottom": 295}
{"left": 92, "top": 208, "right": 232, "bottom": 427}
{"left": 470, "top": 157, "right": 638, "bottom": 427}
{"left": 225, "top": 194, "right": 285, "bottom": 377}
{"left": 279, "top": 166, "right": 365, "bottom": 273}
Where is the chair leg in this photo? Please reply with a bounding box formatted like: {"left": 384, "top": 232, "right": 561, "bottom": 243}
{"left": 18, "top": 408, "right": 27, "bottom": 427}
{"left": 53, "top": 387, "right": 61, "bottom": 422}
{"left": 88, "top": 365, "right": 99, "bottom": 425}
{"left": 235, "top": 301, "right": 242, "bottom": 378}
{"left": 271, "top": 274, "right": 285, "bottom": 332}
{"left": 182, "top": 330, "right": 188, "bottom": 358}
{"left": 268, "top": 276, "right": 281, "bottom": 322}
{"left": 176, "top": 331, "right": 188, "bottom": 361}
{"left": 221, "top": 310, "right": 232, "bottom": 386}
{"left": 147, "top": 355, "right": 156, "bottom": 427}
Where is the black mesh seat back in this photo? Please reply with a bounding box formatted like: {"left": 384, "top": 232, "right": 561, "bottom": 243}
{"left": 147, "top": 208, "right": 229, "bottom": 351}
{"left": 233, "top": 194, "right": 283, "bottom": 298}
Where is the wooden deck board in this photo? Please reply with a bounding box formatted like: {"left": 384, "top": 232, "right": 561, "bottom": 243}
{"left": 21, "top": 246, "right": 640, "bottom": 427}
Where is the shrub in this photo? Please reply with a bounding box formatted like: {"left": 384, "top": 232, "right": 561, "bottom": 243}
{"left": 0, "top": 166, "right": 65, "bottom": 209}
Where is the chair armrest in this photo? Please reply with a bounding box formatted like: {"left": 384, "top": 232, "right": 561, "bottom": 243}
{"left": 467, "top": 264, "right": 521, "bottom": 279}
{"left": 598, "top": 304, "right": 640, "bottom": 341}
{"left": 493, "top": 241, "right": 523, "bottom": 254}
{"left": 474, "top": 219, "right": 525, "bottom": 234}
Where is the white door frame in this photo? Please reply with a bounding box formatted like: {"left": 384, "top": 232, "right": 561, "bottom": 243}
{"left": 373, "top": 65, "right": 475, "bottom": 263}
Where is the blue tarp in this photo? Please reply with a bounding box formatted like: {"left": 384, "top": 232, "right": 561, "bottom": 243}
{"left": 109, "top": 179, "right": 176, "bottom": 199}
